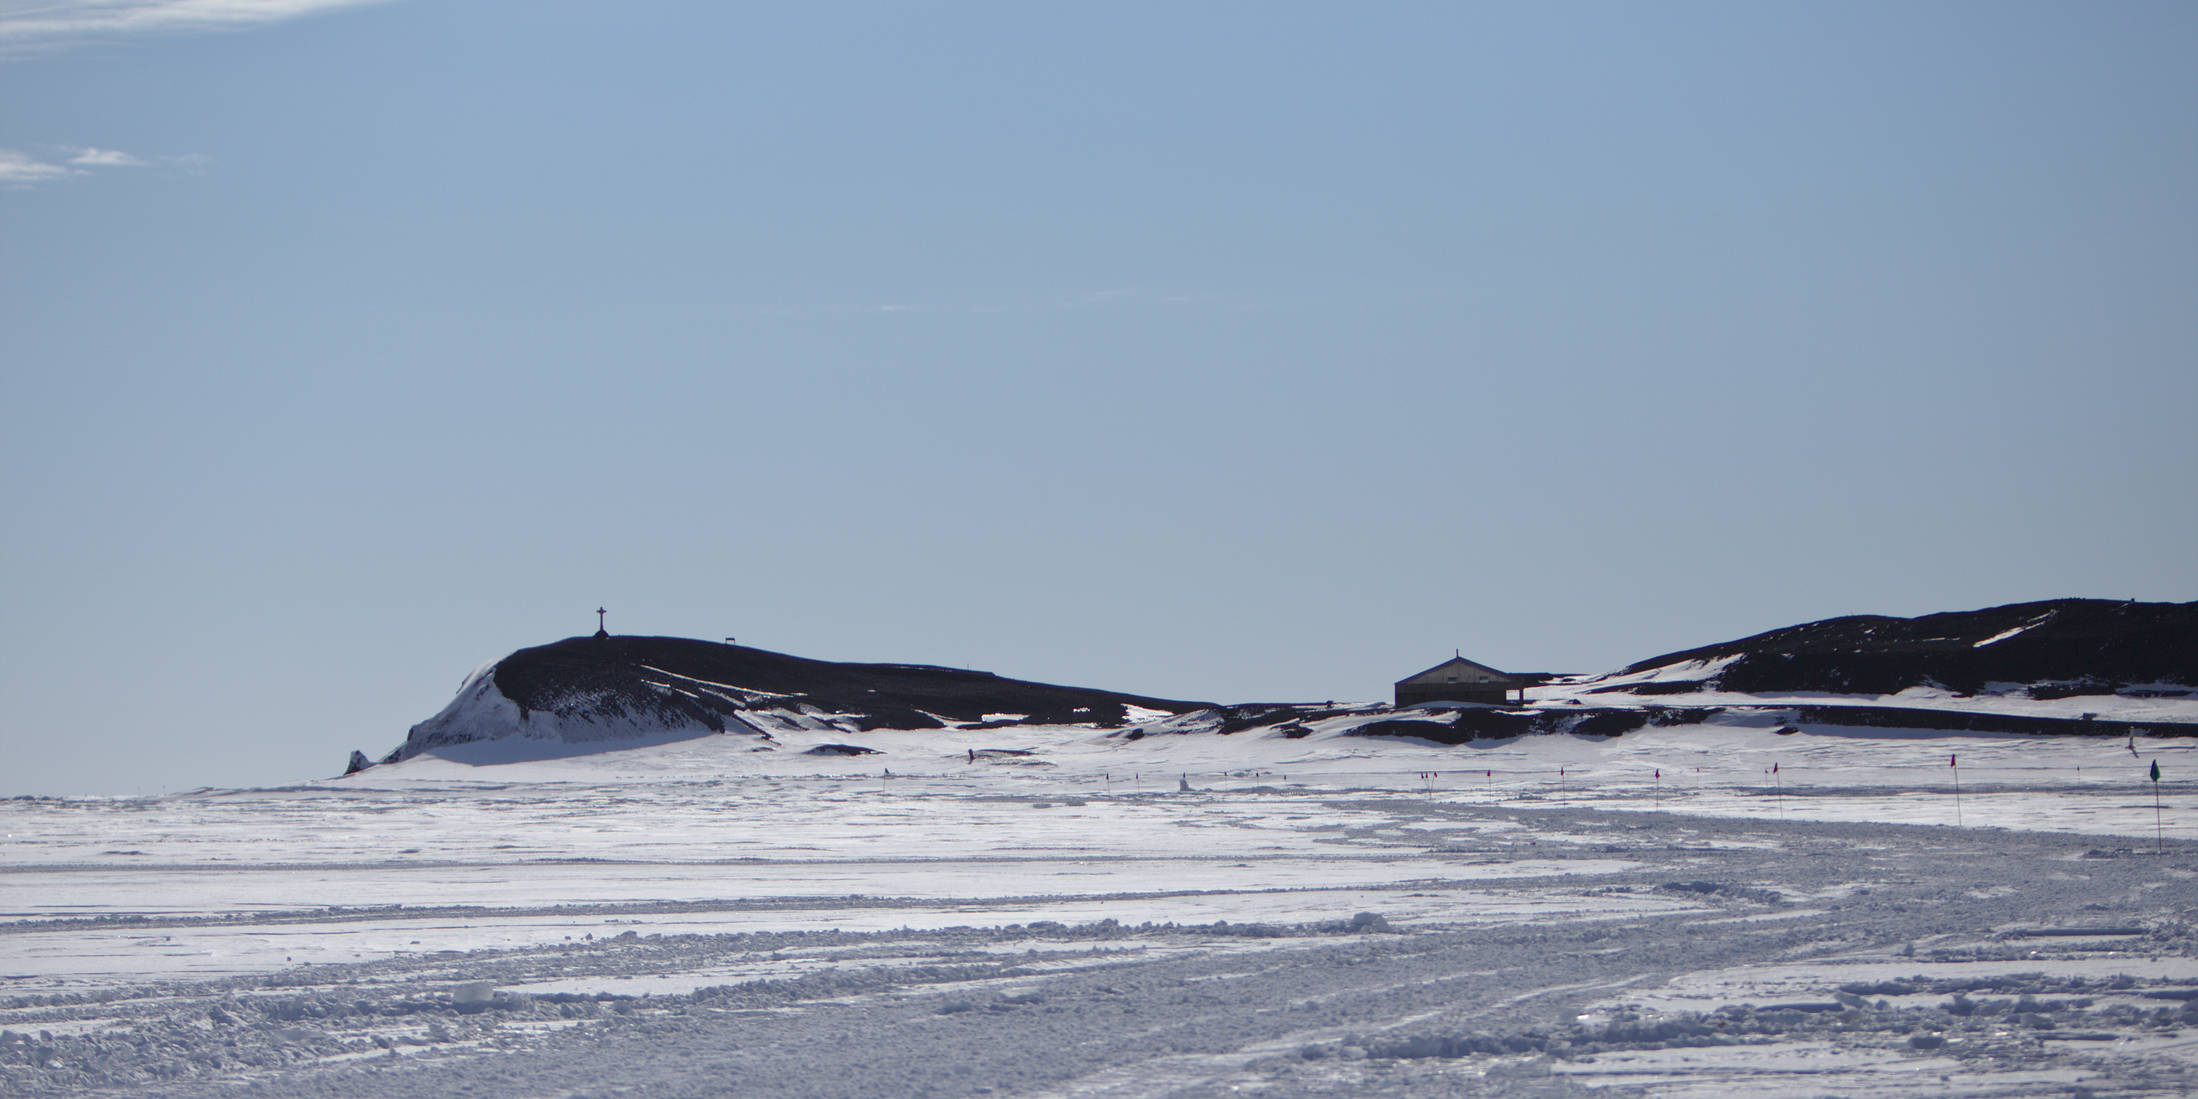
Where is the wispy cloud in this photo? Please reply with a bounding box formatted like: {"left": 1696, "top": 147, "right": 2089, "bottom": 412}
{"left": 66, "top": 146, "right": 143, "bottom": 167}
{"left": 0, "top": 144, "right": 201, "bottom": 188}
{"left": 0, "top": 0, "right": 393, "bottom": 53}
{"left": 0, "top": 147, "right": 73, "bottom": 184}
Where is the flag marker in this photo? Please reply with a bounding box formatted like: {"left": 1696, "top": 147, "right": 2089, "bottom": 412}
{"left": 2153, "top": 759, "right": 2165, "bottom": 852}
{"left": 1951, "top": 753, "right": 1962, "bottom": 827}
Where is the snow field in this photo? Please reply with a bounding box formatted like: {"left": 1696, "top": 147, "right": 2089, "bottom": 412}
{"left": 4, "top": 718, "right": 2196, "bottom": 1095}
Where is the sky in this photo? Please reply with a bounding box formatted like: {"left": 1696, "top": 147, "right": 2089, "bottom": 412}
{"left": 3, "top": 1, "right": 2193, "bottom": 795}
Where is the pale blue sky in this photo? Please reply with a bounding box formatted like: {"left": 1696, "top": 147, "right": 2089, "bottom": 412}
{"left": 3, "top": 1, "right": 2193, "bottom": 794}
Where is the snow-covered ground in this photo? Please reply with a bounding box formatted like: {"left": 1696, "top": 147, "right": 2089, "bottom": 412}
{"left": 5, "top": 715, "right": 2196, "bottom": 1096}
{"left": 1542, "top": 676, "right": 2198, "bottom": 726}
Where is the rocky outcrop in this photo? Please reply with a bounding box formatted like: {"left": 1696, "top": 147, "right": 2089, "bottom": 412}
{"left": 1595, "top": 599, "right": 2198, "bottom": 697}
{"left": 375, "top": 635, "right": 1209, "bottom": 766}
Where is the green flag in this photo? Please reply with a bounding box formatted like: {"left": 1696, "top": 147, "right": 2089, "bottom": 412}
{"left": 2153, "top": 760, "right": 2162, "bottom": 782}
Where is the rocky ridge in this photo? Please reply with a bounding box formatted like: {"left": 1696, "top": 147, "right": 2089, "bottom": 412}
{"left": 373, "top": 635, "right": 1210, "bottom": 768}
{"left": 1596, "top": 598, "right": 2198, "bottom": 697}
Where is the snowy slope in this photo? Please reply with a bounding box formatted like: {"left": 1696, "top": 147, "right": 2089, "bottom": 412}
{"left": 394, "top": 659, "right": 773, "bottom": 760}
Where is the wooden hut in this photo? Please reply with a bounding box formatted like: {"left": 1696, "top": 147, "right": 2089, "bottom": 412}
{"left": 1394, "top": 655, "right": 1537, "bottom": 707}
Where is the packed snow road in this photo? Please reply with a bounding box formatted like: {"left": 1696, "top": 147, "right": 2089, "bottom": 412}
{"left": 4, "top": 726, "right": 2196, "bottom": 1095}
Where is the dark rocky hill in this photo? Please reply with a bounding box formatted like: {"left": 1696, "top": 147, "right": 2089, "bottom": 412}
{"left": 377, "top": 635, "right": 1210, "bottom": 766}
{"left": 366, "top": 599, "right": 2196, "bottom": 773}
{"left": 1599, "top": 598, "right": 2198, "bottom": 696}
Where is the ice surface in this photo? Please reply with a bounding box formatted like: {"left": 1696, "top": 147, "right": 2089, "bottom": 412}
{"left": 4, "top": 720, "right": 2195, "bottom": 1096}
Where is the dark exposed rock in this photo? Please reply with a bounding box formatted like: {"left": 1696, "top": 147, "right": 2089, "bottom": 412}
{"left": 1785, "top": 703, "right": 2168, "bottom": 738}
{"left": 1347, "top": 706, "right": 1726, "bottom": 745}
{"left": 498, "top": 637, "right": 1200, "bottom": 728}
{"left": 1612, "top": 598, "right": 2198, "bottom": 696}
{"left": 387, "top": 636, "right": 1209, "bottom": 763}
{"left": 1346, "top": 717, "right": 1479, "bottom": 742}
{"left": 803, "top": 744, "right": 881, "bottom": 757}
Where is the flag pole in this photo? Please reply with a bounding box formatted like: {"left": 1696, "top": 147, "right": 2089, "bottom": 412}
{"left": 1951, "top": 753, "right": 1961, "bottom": 827}
{"left": 2153, "top": 759, "right": 2164, "bottom": 852}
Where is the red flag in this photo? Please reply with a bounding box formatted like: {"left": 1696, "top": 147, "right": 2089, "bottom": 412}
{"left": 1950, "top": 753, "right": 1957, "bottom": 767}
{"left": 1654, "top": 769, "right": 1661, "bottom": 779}
{"left": 1772, "top": 763, "right": 1779, "bottom": 774}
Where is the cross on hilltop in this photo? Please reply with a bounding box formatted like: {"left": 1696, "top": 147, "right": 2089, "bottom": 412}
{"left": 594, "top": 607, "right": 609, "bottom": 639}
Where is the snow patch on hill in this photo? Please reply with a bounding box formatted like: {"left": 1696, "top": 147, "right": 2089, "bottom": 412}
{"left": 396, "top": 668, "right": 764, "bottom": 763}
{"left": 1972, "top": 609, "right": 2056, "bottom": 648}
